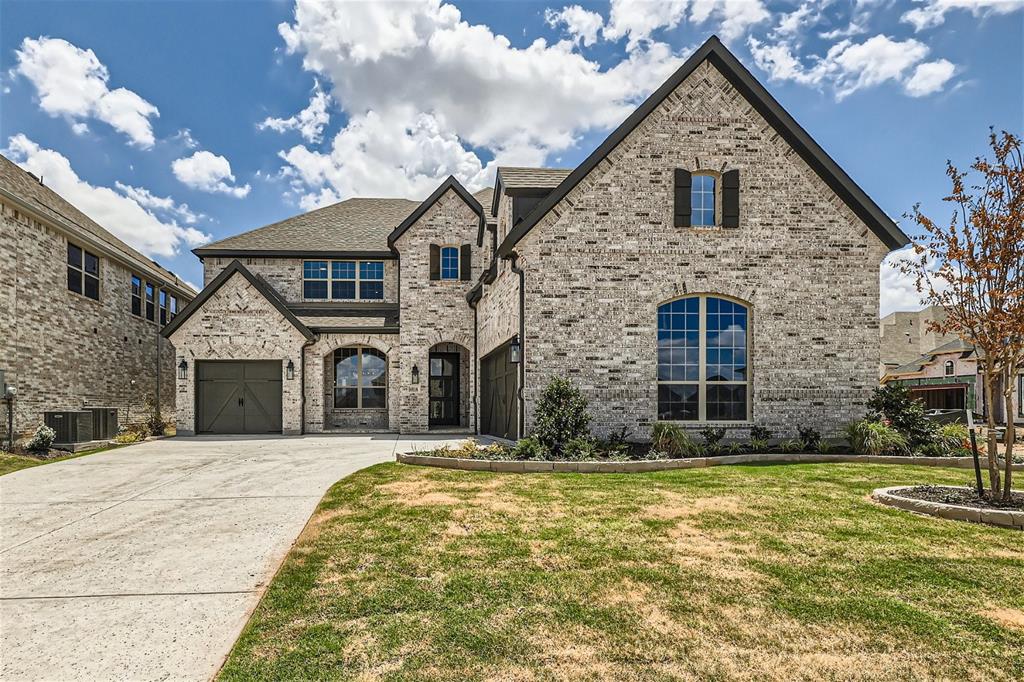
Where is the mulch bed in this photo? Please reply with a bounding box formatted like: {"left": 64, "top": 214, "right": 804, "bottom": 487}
{"left": 899, "top": 485, "right": 1024, "bottom": 511}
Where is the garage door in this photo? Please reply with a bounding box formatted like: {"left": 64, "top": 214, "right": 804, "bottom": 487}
{"left": 196, "top": 361, "right": 282, "bottom": 434}
{"left": 480, "top": 342, "right": 518, "bottom": 440}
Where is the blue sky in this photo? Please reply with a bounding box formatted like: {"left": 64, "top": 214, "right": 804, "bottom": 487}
{"left": 2, "top": 0, "right": 1021, "bottom": 314}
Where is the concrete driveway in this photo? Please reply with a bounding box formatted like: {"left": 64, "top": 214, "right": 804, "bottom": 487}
{"left": 0, "top": 434, "right": 465, "bottom": 681}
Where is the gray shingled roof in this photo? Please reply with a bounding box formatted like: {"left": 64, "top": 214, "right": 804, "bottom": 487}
{"left": 887, "top": 339, "right": 976, "bottom": 377}
{"left": 473, "top": 187, "right": 495, "bottom": 218}
{"left": 195, "top": 197, "right": 420, "bottom": 254}
{"left": 496, "top": 167, "right": 573, "bottom": 190}
{"left": 0, "top": 154, "right": 193, "bottom": 293}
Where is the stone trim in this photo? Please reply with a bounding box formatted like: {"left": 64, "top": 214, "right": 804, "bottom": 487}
{"left": 396, "top": 452, "right": 1024, "bottom": 474}
{"left": 872, "top": 486, "right": 1024, "bottom": 530}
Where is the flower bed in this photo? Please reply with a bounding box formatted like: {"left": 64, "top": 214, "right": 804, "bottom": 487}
{"left": 872, "top": 486, "right": 1024, "bottom": 530}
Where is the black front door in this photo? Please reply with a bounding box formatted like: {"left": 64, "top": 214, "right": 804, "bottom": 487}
{"left": 429, "top": 353, "right": 460, "bottom": 427}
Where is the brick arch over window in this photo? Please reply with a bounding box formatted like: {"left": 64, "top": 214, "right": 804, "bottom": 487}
{"left": 657, "top": 293, "right": 751, "bottom": 423}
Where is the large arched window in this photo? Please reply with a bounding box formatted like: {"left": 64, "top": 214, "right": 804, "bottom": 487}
{"left": 657, "top": 295, "right": 749, "bottom": 422}
{"left": 334, "top": 347, "right": 387, "bottom": 409}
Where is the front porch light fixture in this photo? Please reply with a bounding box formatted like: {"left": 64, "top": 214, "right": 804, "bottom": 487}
{"left": 411, "top": 364, "right": 420, "bottom": 384}
{"left": 177, "top": 359, "right": 187, "bottom": 380}
{"left": 509, "top": 336, "right": 522, "bottom": 364}
{"left": 286, "top": 359, "right": 295, "bottom": 380}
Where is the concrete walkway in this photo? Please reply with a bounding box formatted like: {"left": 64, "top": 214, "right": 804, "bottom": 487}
{"left": 0, "top": 434, "right": 465, "bottom": 681}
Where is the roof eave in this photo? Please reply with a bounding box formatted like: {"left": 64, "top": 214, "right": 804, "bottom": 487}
{"left": 387, "top": 175, "right": 485, "bottom": 248}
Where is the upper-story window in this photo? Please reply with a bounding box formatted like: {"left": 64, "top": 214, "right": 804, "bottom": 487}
{"left": 169, "top": 295, "right": 178, "bottom": 322}
{"left": 691, "top": 175, "right": 716, "bottom": 227}
{"left": 440, "top": 246, "right": 460, "bottom": 280}
{"left": 67, "top": 242, "right": 100, "bottom": 300}
{"left": 944, "top": 360, "right": 954, "bottom": 376}
{"left": 131, "top": 275, "right": 142, "bottom": 316}
{"left": 145, "top": 283, "right": 155, "bottom": 321}
{"left": 304, "top": 260, "right": 384, "bottom": 300}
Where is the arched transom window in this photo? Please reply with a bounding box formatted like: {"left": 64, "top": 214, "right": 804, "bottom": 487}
{"left": 657, "top": 295, "right": 750, "bottom": 422}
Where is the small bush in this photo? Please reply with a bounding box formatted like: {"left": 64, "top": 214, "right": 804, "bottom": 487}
{"left": 749, "top": 438, "right": 769, "bottom": 452}
{"left": 779, "top": 438, "right": 803, "bottom": 454}
{"left": 797, "top": 425, "right": 821, "bottom": 449}
{"left": 750, "top": 425, "right": 773, "bottom": 442}
{"left": 511, "top": 436, "right": 549, "bottom": 461}
{"left": 651, "top": 422, "right": 697, "bottom": 458}
{"left": 866, "top": 384, "right": 935, "bottom": 449}
{"left": 26, "top": 424, "right": 56, "bottom": 453}
{"left": 816, "top": 439, "right": 834, "bottom": 454}
{"left": 532, "top": 377, "right": 591, "bottom": 456}
{"left": 723, "top": 441, "right": 744, "bottom": 456}
{"left": 935, "top": 423, "right": 970, "bottom": 452}
{"left": 145, "top": 414, "right": 167, "bottom": 437}
{"left": 699, "top": 427, "right": 726, "bottom": 447}
{"left": 452, "top": 439, "right": 482, "bottom": 459}
{"left": 846, "top": 419, "right": 909, "bottom": 457}
{"left": 563, "top": 436, "right": 598, "bottom": 461}
{"left": 113, "top": 429, "right": 144, "bottom": 444}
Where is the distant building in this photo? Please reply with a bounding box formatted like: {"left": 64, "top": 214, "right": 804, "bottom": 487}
{"left": 879, "top": 305, "right": 958, "bottom": 378}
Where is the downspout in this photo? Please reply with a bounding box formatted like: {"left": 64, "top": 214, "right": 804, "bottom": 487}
{"left": 467, "top": 292, "right": 480, "bottom": 434}
{"left": 300, "top": 338, "right": 315, "bottom": 435}
{"left": 508, "top": 251, "right": 526, "bottom": 438}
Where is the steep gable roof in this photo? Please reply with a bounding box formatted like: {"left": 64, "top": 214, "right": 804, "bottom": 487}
{"left": 497, "top": 35, "right": 910, "bottom": 258}
{"left": 161, "top": 259, "right": 314, "bottom": 340}
{"left": 387, "top": 175, "right": 485, "bottom": 248}
{"left": 491, "top": 167, "right": 573, "bottom": 217}
{"left": 194, "top": 197, "right": 419, "bottom": 257}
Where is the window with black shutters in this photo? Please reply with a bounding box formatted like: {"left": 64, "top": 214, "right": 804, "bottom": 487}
{"left": 67, "top": 242, "right": 100, "bottom": 300}
{"left": 674, "top": 168, "right": 740, "bottom": 229}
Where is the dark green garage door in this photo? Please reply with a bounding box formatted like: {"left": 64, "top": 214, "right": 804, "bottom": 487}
{"left": 196, "top": 361, "right": 282, "bottom": 434}
{"left": 480, "top": 342, "right": 518, "bottom": 440}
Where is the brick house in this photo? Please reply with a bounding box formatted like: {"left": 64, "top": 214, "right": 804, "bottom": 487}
{"left": 0, "top": 155, "right": 194, "bottom": 445}
{"left": 164, "top": 36, "right": 910, "bottom": 440}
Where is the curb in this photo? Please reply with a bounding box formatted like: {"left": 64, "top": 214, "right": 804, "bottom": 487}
{"left": 396, "top": 452, "right": 1024, "bottom": 474}
{"left": 871, "top": 486, "right": 1024, "bottom": 530}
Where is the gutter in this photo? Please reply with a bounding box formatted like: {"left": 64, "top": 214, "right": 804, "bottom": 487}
{"left": 466, "top": 281, "right": 483, "bottom": 434}
{"left": 300, "top": 338, "right": 315, "bottom": 435}
{"left": 507, "top": 251, "right": 526, "bottom": 438}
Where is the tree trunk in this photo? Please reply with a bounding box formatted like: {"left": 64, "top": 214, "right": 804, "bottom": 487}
{"left": 983, "top": 369, "right": 1001, "bottom": 496}
{"left": 1003, "top": 370, "right": 1016, "bottom": 501}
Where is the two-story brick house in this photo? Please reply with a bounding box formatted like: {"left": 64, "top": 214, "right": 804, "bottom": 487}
{"left": 0, "top": 155, "right": 194, "bottom": 445}
{"left": 163, "top": 37, "right": 909, "bottom": 440}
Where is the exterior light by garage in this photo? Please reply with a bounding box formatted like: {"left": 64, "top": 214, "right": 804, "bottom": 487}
{"left": 411, "top": 364, "right": 420, "bottom": 384}
{"left": 286, "top": 359, "right": 295, "bottom": 380}
{"left": 509, "top": 336, "right": 522, "bottom": 364}
{"left": 178, "top": 359, "right": 187, "bottom": 380}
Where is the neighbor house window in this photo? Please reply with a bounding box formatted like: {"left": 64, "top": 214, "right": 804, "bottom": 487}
{"left": 657, "top": 295, "right": 749, "bottom": 422}
{"left": 440, "top": 246, "right": 459, "bottom": 280}
{"left": 305, "top": 260, "right": 384, "bottom": 300}
{"left": 131, "top": 275, "right": 142, "bottom": 316}
{"left": 67, "top": 242, "right": 100, "bottom": 300}
{"left": 159, "top": 290, "right": 168, "bottom": 326}
{"left": 145, "top": 283, "right": 155, "bottom": 321}
{"left": 333, "top": 347, "right": 386, "bottom": 409}
{"left": 690, "top": 175, "right": 716, "bottom": 227}
{"left": 944, "top": 360, "right": 954, "bottom": 376}
{"left": 169, "top": 295, "right": 178, "bottom": 321}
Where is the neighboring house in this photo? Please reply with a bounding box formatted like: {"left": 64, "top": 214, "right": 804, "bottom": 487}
{"left": 882, "top": 341, "right": 1023, "bottom": 425}
{"left": 0, "top": 155, "right": 194, "bottom": 445}
{"left": 879, "top": 305, "right": 957, "bottom": 377}
{"left": 164, "top": 36, "right": 909, "bottom": 440}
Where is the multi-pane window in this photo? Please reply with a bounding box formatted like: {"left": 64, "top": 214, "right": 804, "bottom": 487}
{"left": 145, "top": 283, "right": 155, "bottom": 321}
{"left": 690, "top": 174, "right": 716, "bottom": 227}
{"left": 440, "top": 246, "right": 459, "bottom": 280}
{"left": 944, "top": 360, "right": 954, "bottom": 376}
{"left": 657, "top": 295, "right": 749, "bottom": 422}
{"left": 304, "top": 260, "right": 384, "bottom": 300}
{"left": 333, "top": 347, "right": 387, "bottom": 409}
{"left": 67, "top": 242, "right": 100, "bottom": 300}
{"left": 131, "top": 275, "right": 142, "bottom": 316}
{"left": 159, "top": 290, "right": 168, "bottom": 326}
{"left": 169, "top": 295, "right": 178, "bottom": 322}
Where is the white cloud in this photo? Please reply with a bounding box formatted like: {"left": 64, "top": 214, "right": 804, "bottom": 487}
{"left": 773, "top": 2, "right": 818, "bottom": 37}
{"left": 904, "top": 59, "right": 957, "bottom": 96}
{"left": 880, "top": 246, "right": 929, "bottom": 317}
{"left": 273, "top": 0, "right": 684, "bottom": 205}
{"left": 14, "top": 37, "right": 159, "bottom": 148}
{"left": 4, "top": 134, "right": 209, "bottom": 257}
{"left": 749, "top": 34, "right": 958, "bottom": 100}
{"left": 544, "top": 5, "right": 604, "bottom": 47}
{"left": 114, "top": 182, "right": 204, "bottom": 224}
{"left": 258, "top": 80, "right": 332, "bottom": 143}
{"left": 171, "top": 151, "right": 251, "bottom": 197}
{"left": 604, "top": 0, "right": 769, "bottom": 47}
{"left": 901, "top": 0, "right": 1024, "bottom": 32}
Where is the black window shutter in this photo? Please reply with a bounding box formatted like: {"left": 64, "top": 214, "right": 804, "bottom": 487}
{"left": 460, "top": 244, "right": 471, "bottom": 281}
{"left": 674, "top": 169, "right": 691, "bottom": 227}
{"left": 722, "top": 169, "right": 740, "bottom": 228}
{"left": 429, "top": 244, "right": 440, "bottom": 280}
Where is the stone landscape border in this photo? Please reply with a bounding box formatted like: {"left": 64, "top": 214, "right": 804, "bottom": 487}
{"left": 397, "top": 452, "right": 1024, "bottom": 474}
{"left": 872, "top": 486, "right": 1024, "bottom": 530}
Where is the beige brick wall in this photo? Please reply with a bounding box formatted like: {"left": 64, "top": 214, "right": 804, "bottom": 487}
{"left": 167, "top": 271, "right": 307, "bottom": 435}
{"left": 393, "top": 188, "right": 481, "bottom": 433}
{"left": 480, "top": 59, "right": 891, "bottom": 441}
{"left": 202, "top": 256, "right": 398, "bottom": 305}
{"left": 879, "top": 305, "right": 955, "bottom": 375}
{"left": 0, "top": 200, "right": 180, "bottom": 442}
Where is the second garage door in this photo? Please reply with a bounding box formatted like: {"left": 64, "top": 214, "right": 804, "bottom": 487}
{"left": 480, "top": 342, "right": 519, "bottom": 440}
{"left": 196, "top": 361, "right": 283, "bottom": 434}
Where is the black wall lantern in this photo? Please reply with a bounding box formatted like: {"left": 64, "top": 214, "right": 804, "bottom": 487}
{"left": 286, "top": 359, "right": 295, "bottom": 380}
{"left": 177, "top": 359, "right": 187, "bottom": 380}
{"left": 411, "top": 364, "right": 420, "bottom": 384}
{"left": 509, "top": 336, "right": 522, "bottom": 364}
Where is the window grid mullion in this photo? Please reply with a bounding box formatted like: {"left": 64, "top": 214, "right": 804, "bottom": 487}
{"left": 698, "top": 296, "right": 706, "bottom": 422}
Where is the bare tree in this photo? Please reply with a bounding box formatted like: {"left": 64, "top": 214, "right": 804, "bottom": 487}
{"left": 901, "top": 130, "right": 1023, "bottom": 501}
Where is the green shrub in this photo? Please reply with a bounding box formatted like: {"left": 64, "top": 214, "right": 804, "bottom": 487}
{"left": 532, "top": 377, "right": 591, "bottom": 455}
{"left": 750, "top": 425, "right": 773, "bottom": 441}
{"left": 779, "top": 438, "right": 803, "bottom": 454}
{"left": 935, "top": 423, "right": 970, "bottom": 452}
{"left": 816, "top": 439, "right": 834, "bottom": 454}
{"left": 845, "top": 419, "right": 909, "bottom": 457}
{"left": 797, "top": 425, "right": 821, "bottom": 449}
{"left": 723, "top": 442, "right": 744, "bottom": 456}
{"left": 699, "top": 427, "right": 726, "bottom": 447}
{"left": 651, "top": 422, "right": 697, "bottom": 458}
{"left": 511, "top": 436, "right": 549, "bottom": 461}
{"left": 866, "top": 384, "right": 935, "bottom": 449}
{"left": 113, "top": 430, "right": 144, "bottom": 444}
{"left": 563, "top": 436, "right": 598, "bottom": 461}
{"left": 749, "top": 438, "right": 769, "bottom": 452}
{"left": 26, "top": 424, "right": 56, "bottom": 453}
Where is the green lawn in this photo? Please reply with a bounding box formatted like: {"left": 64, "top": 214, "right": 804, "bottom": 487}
{"left": 0, "top": 444, "right": 125, "bottom": 476}
{"left": 221, "top": 463, "right": 1023, "bottom": 681}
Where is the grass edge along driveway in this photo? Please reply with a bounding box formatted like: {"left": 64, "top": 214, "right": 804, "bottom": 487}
{"left": 220, "top": 462, "right": 1024, "bottom": 681}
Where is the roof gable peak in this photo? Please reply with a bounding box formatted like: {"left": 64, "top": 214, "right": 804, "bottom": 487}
{"left": 387, "top": 175, "right": 485, "bottom": 248}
